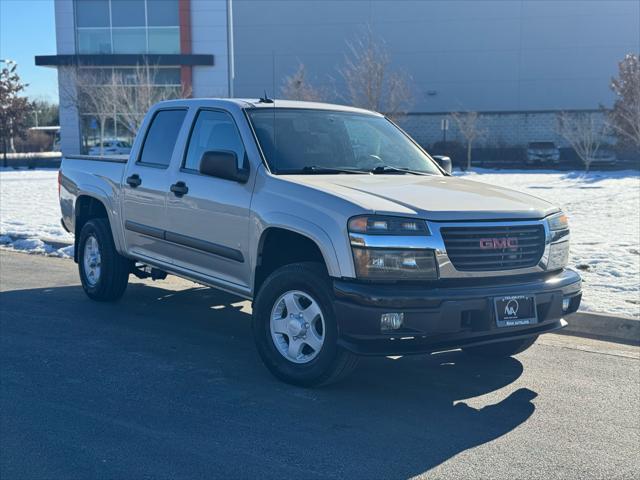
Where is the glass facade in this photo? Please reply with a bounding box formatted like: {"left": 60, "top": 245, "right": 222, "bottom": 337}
{"left": 73, "top": 0, "right": 184, "bottom": 153}
{"left": 75, "top": 0, "right": 180, "bottom": 54}
{"left": 77, "top": 66, "right": 183, "bottom": 152}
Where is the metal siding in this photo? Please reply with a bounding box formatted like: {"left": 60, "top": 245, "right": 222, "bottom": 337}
{"left": 231, "top": 0, "right": 640, "bottom": 112}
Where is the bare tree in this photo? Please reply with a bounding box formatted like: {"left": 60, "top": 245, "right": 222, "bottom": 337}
{"left": 280, "top": 63, "right": 325, "bottom": 102}
{"left": 0, "top": 62, "right": 32, "bottom": 165}
{"left": 112, "top": 63, "right": 190, "bottom": 136}
{"left": 609, "top": 53, "right": 640, "bottom": 149}
{"left": 450, "top": 111, "right": 485, "bottom": 170}
{"left": 59, "top": 68, "right": 117, "bottom": 156}
{"left": 60, "top": 63, "right": 189, "bottom": 154}
{"left": 557, "top": 111, "right": 609, "bottom": 172}
{"left": 339, "top": 28, "right": 412, "bottom": 118}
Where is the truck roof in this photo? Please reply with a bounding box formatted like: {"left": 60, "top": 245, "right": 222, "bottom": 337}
{"left": 153, "top": 98, "right": 382, "bottom": 117}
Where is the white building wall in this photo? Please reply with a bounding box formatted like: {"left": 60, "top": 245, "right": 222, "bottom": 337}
{"left": 231, "top": 0, "right": 639, "bottom": 146}
{"left": 190, "top": 0, "right": 229, "bottom": 98}
{"left": 54, "top": 0, "right": 81, "bottom": 155}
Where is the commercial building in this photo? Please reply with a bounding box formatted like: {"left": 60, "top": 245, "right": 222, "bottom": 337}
{"left": 37, "top": 0, "right": 640, "bottom": 155}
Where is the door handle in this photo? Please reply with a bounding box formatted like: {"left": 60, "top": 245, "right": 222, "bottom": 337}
{"left": 170, "top": 181, "right": 189, "bottom": 197}
{"left": 126, "top": 174, "right": 142, "bottom": 188}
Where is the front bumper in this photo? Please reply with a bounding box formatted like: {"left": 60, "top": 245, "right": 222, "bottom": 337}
{"left": 333, "top": 269, "right": 582, "bottom": 356}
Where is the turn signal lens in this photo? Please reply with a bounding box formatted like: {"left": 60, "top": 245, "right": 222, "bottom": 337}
{"left": 547, "top": 212, "right": 569, "bottom": 231}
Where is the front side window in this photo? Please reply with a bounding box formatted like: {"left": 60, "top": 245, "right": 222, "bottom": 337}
{"left": 138, "top": 109, "right": 187, "bottom": 167}
{"left": 247, "top": 109, "right": 441, "bottom": 175}
{"left": 184, "top": 111, "right": 246, "bottom": 171}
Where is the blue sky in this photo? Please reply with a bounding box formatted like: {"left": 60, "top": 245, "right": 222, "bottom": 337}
{"left": 1, "top": 0, "right": 58, "bottom": 101}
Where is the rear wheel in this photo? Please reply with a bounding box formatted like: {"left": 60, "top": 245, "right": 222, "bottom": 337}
{"left": 463, "top": 335, "right": 538, "bottom": 358}
{"left": 78, "top": 218, "right": 130, "bottom": 301}
{"left": 252, "top": 262, "right": 358, "bottom": 387}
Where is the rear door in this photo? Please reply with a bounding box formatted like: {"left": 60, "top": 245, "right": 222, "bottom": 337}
{"left": 163, "top": 108, "right": 254, "bottom": 290}
{"left": 121, "top": 108, "right": 187, "bottom": 264}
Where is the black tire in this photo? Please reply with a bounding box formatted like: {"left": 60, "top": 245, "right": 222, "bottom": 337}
{"left": 252, "top": 262, "right": 359, "bottom": 387}
{"left": 78, "top": 218, "right": 130, "bottom": 302}
{"left": 463, "top": 335, "right": 538, "bottom": 358}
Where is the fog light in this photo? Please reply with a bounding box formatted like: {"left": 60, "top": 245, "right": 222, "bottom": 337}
{"left": 562, "top": 297, "right": 571, "bottom": 312}
{"left": 381, "top": 313, "right": 404, "bottom": 331}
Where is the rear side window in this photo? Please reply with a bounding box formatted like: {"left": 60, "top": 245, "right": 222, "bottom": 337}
{"left": 183, "top": 110, "right": 246, "bottom": 171}
{"left": 138, "top": 109, "right": 187, "bottom": 167}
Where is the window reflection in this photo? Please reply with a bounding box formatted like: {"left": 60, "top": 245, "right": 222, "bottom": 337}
{"left": 75, "top": 0, "right": 180, "bottom": 54}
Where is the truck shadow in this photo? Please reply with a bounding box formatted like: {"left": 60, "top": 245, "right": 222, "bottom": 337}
{"left": 1, "top": 280, "right": 537, "bottom": 479}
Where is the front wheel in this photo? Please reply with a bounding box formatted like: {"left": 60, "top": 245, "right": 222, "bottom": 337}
{"left": 463, "top": 335, "right": 538, "bottom": 358}
{"left": 252, "top": 262, "right": 358, "bottom": 387}
{"left": 78, "top": 218, "right": 130, "bottom": 301}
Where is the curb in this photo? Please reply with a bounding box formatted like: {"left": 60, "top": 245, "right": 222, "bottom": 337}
{"left": 41, "top": 237, "right": 73, "bottom": 250}
{"left": 560, "top": 311, "right": 640, "bottom": 346}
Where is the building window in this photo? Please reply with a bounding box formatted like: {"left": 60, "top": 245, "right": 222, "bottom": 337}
{"left": 74, "top": 0, "right": 180, "bottom": 54}
{"left": 76, "top": 0, "right": 110, "bottom": 28}
{"left": 112, "top": 28, "right": 147, "bottom": 53}
{"left": 148, "top": 27, "right": 180, "bottom": 54}
{"left": 76, "top": 66, "right": 183, "bottom": 153}
{"left": 77, "top": 29, "right": 112, "bottom": 54}
{"left": 111, "top": 0, "right": 145, "bottom": 27}
{"left": 147, "top": 0, "right": 179, "bottom": 26}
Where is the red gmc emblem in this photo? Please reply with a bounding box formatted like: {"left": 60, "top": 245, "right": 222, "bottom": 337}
{"left": 479, "top": 238, "right": 519, "bottom": 249}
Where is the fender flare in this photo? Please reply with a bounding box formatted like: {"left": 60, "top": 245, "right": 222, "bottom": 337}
{"left": 74, "top": 184, "right": 126, "bottom": 256}
{"left": 253, "top": 212, "right": 342, "bottom": 279}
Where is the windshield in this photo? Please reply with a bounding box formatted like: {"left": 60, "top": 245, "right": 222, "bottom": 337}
{"left": 247, "top": 108, "right": 442, "bottom": 175}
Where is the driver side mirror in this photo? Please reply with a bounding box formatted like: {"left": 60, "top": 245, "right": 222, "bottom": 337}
{"left": 432, "top": 155, "right": 452, "bottom": 174}
{"left": 199, "top": 150, "right": 250, "bottom": 183}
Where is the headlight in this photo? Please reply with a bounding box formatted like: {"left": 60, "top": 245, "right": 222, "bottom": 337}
{"left": 348, "top": 215, "right": 430, "bottom": 235}
{"left": 547, "top": 212, "right": 569, "bottom": 231}
{"left": 348, "top": 215, "right": 437, "bottom": 280}
{"left": 352, "top": 247, "right": 438, "bottom": 280}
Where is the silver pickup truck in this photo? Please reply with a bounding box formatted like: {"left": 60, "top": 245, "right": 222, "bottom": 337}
{"left": 59, "top": 98, "right": 581, "bottom": 386}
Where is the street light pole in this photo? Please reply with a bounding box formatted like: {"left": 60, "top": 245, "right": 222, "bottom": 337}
{"left": 227, "top": 0, "right": 235, "bottom": 98}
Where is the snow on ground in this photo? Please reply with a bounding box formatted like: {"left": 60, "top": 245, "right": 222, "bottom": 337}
{"left": 1, "top": 167, "right": 638, "bottom": 317}
{"left": 0, "top": 169, "right": 73, "bottom": 257}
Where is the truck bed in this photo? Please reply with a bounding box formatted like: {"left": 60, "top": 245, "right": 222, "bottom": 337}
{"left": 59, "top": 154, "right": 129, "bottom": 241}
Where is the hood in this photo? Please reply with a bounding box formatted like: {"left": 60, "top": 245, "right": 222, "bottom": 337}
{"left": 281, "top": 174, "right": 558, "bottom": 221}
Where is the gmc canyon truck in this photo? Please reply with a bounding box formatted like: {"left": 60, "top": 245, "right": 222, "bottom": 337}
{"left": 59, "top": 99, "right": 581, "bottom": 386}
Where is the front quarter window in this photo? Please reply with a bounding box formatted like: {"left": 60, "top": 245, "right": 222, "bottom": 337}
{"left": 247, "top": 108, "right": 441, "bottom": 175}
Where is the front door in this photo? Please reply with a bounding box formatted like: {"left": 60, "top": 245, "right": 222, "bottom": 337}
{"left": 121, "top": 108, "right": 188, "bottom": 264}
{"left": 164, "top": 109, "right": 254, "bottom": 290}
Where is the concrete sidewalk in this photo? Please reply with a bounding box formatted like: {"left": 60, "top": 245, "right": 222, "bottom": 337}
{"left": 563, "top": 311, "right": 640, "bottom": 345}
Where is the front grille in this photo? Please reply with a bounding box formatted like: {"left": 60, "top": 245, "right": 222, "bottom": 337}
{"left": 441, "top": 224, "right": 546, "bottom": 271}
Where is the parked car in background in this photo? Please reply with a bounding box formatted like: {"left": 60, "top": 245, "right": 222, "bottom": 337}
{"left": 59, "top": 99, "right": 581, "bottom": 386}
{"left": 88, "top": 140, "right": 132, "bottom": 156}
{"left": 589, "top": 147, "right": 618, "bottom": 167}
{"left": 526, "top": 142, "right": 561, "bottom": 165}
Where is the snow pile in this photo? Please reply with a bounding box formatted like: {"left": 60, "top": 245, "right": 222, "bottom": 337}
{"left": 0, "top": 169, "right": 74, "bottom": 257}
{"left": 456, "top": 169, "right": 640, "bottom": 318}
{"left": 1, "top": 167, "right": 639, "bottom": 317}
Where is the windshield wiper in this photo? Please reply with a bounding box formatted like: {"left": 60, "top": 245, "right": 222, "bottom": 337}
{"left": 370, "top": 165, "right": 430, "bottom": 175}
{"left": 300, "top": 166, "right": 369, "bottom": 175}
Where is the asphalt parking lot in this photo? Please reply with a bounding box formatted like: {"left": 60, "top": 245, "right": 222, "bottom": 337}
{"left": 1, "top": 250, "right": 639, "bottom": 479}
